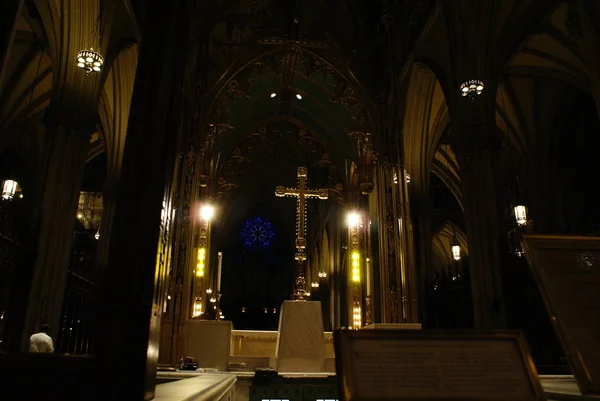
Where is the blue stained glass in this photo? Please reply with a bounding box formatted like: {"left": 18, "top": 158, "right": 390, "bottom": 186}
{"left": 241, "top": 217, "right": 275, "bottom": 250}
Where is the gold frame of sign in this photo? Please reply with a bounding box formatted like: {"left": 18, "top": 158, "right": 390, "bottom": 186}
{"left": 334, "top": 329, "right": 545, "bottom": 401}
{"left": 522, "top": 234, "right": 600, "bottom": 395}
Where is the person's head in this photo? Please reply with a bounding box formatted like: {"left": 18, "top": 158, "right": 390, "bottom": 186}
{"left": 39, "top": 324, "right": 50, "bottom": 333}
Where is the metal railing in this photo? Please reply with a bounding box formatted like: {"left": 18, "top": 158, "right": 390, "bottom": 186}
{"left": 56, "top": 270, "right": 98, "bottom": 354}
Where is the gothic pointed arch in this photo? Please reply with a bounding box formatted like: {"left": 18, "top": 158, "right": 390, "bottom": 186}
{"left": 431, "top": 144, "right": 462, "bottom": 209}
{"left": 402, "top": 62, "right": 450, "bottom": 200}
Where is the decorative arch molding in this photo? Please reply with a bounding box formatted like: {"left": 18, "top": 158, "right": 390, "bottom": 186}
{"left": 493, "top": 0, "right": 566, "bottom": 80}
{"left": 495, "top": 75, "right": 573, "bottom": 166}
{"left": 402, "top": 62, "right": 449, "bottom": 199}
{"left": 431, "top": 145, "right": 463, "bottom": 210}
{"left": 505, "top": 67, "right": 589, "bottom": 93}
{"left": 202, "top": 45, "right": 376, "bottom": 142}
{"left": 0, "top": 43, "right": 52, "bottom": 129}
{"left": 97, "top": 43, "right": 139, "bottom": 181}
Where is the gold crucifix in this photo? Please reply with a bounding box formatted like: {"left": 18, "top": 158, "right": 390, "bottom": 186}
{"left": 276, "top": 167, "right": 328, "bottom": 300}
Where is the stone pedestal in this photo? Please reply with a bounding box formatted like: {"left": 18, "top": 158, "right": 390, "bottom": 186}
{"left": 362, "top": 323, "right": 422, "bottom": 330}
{"left": 276, "top": 301, "right": 325, "bottom": 372}
{"left": 184, "top": 320, "right": 232, "bottom": 371}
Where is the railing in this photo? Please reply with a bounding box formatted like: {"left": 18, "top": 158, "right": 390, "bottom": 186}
{"left": 56, "top": 270, "right": 98, "bottom": 354}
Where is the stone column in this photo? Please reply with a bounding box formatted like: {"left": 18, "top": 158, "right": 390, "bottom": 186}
{"left": 455, "top": 126, "right": 506, "bottom": 329}
{"left": 374, "top": 162, "right": 390, "bottom": 322}
{"left": 165, "top": 145, "right": 199, "bottom": 366}
{"left": 392, "top": 164, "right": 419, "bottom": 323}
{"left": 400, "top": 165, "right": 420, "bottom": 322}
{"left": 0, "top": 0, "right": 23, "bottom": 88}
{"left": 94, "top": 1, "right": 191, "bottom": 400}
{"left": 18, "top": 106, "right": 93, "bottom": 348}
{"left": 521, "top": 162, "right": 565, "bottom": 234}
{"left": 374, "top": 161, "right": 410, "bottom": 323}
{"left": 411, "top": 193, "right": 433, "bottom": 324}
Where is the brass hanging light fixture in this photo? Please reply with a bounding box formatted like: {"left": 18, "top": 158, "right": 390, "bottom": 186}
{"left": 76, "top": 13, "right": 104, "bottom": 74}
{"left": 451, "top": 229, "right": 461, "bottom": 261}
{"left": 76, "top": 48, "right": 104, "bottom": 74}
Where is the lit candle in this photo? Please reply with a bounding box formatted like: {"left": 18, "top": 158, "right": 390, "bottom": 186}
{"left": 366, "top": 257, "right": 371, "bottom": 296}
{"left": 217, "top": 252, "right": 223, "bottom": 292}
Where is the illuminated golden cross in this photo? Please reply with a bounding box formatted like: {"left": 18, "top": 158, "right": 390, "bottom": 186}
{"left": 276, "top": 167, "right": 328, "bottom": 300}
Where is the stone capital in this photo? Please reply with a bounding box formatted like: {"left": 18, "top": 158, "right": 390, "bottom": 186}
{"left": 408, "top": 191, "right": 434, "bottom": 217}
{"left": 43, "top": 102, "right": 95, "bottom": 137}
{"left": 454, "top": 125, "right": 502, "bottom": 154}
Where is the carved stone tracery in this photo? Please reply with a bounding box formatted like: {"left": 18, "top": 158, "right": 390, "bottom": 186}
{"left": 215, "top": 123, "right": 344, "bottom": 200}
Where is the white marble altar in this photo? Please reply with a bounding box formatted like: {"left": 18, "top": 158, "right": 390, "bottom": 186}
{"left": 275, "top": 300, "right": 325, "bottom": 372}
{"left": 362, "top": 323, "right": 422, "bottom": 330}
{"left": 185, "top": 320, "right": 232, "bottom": 371}
{"left": 231, "top": 330, "right": 335, "bottom": 358}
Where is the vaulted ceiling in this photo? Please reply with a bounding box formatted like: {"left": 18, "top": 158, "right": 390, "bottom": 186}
{"left": 199, "top": 1, "right": 382, "bottom": 202}
{"left": 401, "top": 0, "right": 593, "bottom": 211}
{"left": 2, "top": 0, "right": 591, "bottom": 210}
{"left": 0, "top": 0, "right": 139, "bottom": 189}
{"left": 208, "top": 48, "right": 371, "bottom": 177}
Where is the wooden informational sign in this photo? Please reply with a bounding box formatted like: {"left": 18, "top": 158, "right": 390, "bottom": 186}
{"left": 523, "top": 234, "right": 600, "bottom": 395}
{"left": 334, "top": 330, "right": 545, "bottom": 401}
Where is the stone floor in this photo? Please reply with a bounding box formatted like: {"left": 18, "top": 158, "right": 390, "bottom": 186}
{"left": 541, "top": 375, "right": 600, "bottom": 401}
{"left": 156, "top": 371, "right": 600, "bottom": 400}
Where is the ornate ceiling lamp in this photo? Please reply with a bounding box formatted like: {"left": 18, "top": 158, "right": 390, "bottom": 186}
{"left": 460, "top": 79, "right": 484, "bottom": 101}
{"left": 451, "top": 229, "right": 461, "bottom": 261}
{"left": 1, "top": 179, "right": 19, "bottom": 201}
{"left": 76, "top": 48, "right": 104, "bottom": 74}
{"left": 77, "top": 14, "right": 104, "bottom": 74}
{"left": 514, "top": 205, "right": 528, "bottom": 226}
{"left": 457, "top": 5, "right": 484, "bottom": 102}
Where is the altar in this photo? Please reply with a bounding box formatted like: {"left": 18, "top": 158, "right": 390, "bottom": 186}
{"left": 173, "top": 166, "right": 422, "bottom": 373}
{"left": 229, "top": 328, "right": 336, "bottom": 372}
{"left": 183, "top": 317, "right": 421, "bottom": 373}
{"left": 185, "top": 302, "right": 337, "bottom": 373}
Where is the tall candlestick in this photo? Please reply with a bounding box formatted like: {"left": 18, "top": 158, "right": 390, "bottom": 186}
{"left": 366, "top": 257, "right": 371, "bottom": 296}
{"left": 217, "top": 251, "right": 223, "bottom": 292}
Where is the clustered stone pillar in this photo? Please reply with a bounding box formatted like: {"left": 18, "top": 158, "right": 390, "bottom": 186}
{"left": 411, "top": 193, "right": 433, "bottom": 324}
{"left": 22, "top": 106, "right": 93, "bottom": 347}
{"left": 94, "top": 0, "right": 192, "bottom": 399}
{"left": 374, "top": 160, "right": 415, "bottom": 323}
{"left": 455, "top": 125, "right": 506, "bottom": 329}
{"left": 395, "top": 164, "right": 419, "bottom": 323}
{"left": 374, "top": 161, "right": 391, "bottom": 322}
